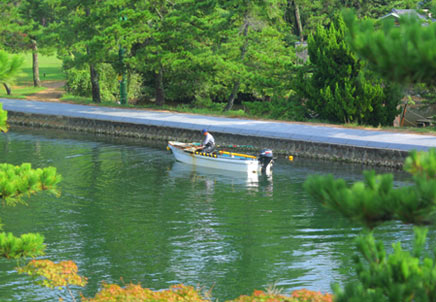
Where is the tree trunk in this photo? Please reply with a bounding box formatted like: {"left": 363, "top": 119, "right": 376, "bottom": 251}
{"left": 3, "top": 83, "right": 11, "bottom": 95}
{"left": 90, "top": 64, "right": 101, "bottom": 103}
{"left": 400, "top": 103, "right": 408, "bottom": 127}
{"left": 31, "top": 39, "right": 41, "bottom": 87}
{"left": 155, "top": 66, "right": 165, "bottom": 106}
{"left": 224, "top": 82, "right": 241, "bottom": 112}
{"left": 224, "top": 17, "right": 249, "bottom": 112}
{"left": 85, "top": 7, "right": 101, "bottom": 103}
{"left": 294, "top": 1, "right": 304, "bottom": 42}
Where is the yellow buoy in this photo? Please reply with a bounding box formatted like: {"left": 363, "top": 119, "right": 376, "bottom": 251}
{"left": 166, "top": 146, "right": 170, "bottom": 151}
{"left": 288, "top": 155, "right": 293, "bottom": 161}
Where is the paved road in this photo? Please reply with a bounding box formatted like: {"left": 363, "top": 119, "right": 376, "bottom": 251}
{"left": 1, "top": 98, "right": 436, "bottom": 151}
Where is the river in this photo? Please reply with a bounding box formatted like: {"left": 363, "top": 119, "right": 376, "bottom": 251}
{"left": 0, "top": 127, "right": 426, "bottom": 301}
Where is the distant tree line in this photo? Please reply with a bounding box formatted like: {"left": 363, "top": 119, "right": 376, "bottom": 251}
{"left": 1, "top": 0, "right": 435, "bottom": 126}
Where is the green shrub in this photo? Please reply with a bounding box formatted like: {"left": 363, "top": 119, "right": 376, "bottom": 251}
{"left": 127, "top": 72, "right": 144, "bottom": 103}
{"left": 244, "top": 96, "right": 305, "bottom": 121}
{"left": 64, "top": 68, "right": 91, "bottom": 97}
{"left": 98, "top": 63, "right": 118, "bottom": 102}
{"left": 64, "top": 64, "right": 142, "bottom": 103}
{"left": 192, "top": 96, "right": 225, "bottom": 111}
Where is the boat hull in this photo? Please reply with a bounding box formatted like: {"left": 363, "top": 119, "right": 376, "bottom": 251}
{"left": 168, "top": 141, "right": 260, "bottom": 174}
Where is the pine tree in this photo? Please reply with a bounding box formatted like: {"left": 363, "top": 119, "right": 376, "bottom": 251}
{"left": 304, "top": 149, "right": 436, "bottom": 301}
{"left": 343, "top": 10, "right": 436, "bottom": 86}
{"left": 0, "top": 104, "right": 61, "bottom": 259}
{"left": 294, "top": 15, "right": 401, "bottom": 126}
{"left": 0, "top": 50, "right": 23, "bottom": 95}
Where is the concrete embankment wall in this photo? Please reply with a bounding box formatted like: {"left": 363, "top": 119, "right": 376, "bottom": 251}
{"left": 7, "top": 111, "right": 408, "bottom": 168}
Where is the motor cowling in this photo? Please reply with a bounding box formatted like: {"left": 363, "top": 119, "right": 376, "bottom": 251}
{"left": 258, "top": 149, "right": 273, "bottom": 174}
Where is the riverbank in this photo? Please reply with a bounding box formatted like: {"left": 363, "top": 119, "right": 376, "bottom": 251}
{"left": 2, "top": 98, "right": 436, "bottom": 168}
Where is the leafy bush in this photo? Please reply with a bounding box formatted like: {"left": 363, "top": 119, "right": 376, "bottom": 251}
{"left": 97, "top": 63, "right": 118, "bottom": 102}
{"left": 243, "top": 96, "right": 305, "bottom": 121}
{"left": 192, "top": 96, "right": 225, "bottom": 111}
{"left": 64, "top": 67, "right": 91, "bottom": 97}
{"left": 361, "top": 83, "right": 402, "bottom": 127}
{"left": 127, "top": 72, "right": 144, "bottom": 103}
{"left": 64, "top": 64, "right": 143, "bottom": 103}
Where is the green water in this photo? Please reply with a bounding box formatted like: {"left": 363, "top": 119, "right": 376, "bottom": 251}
{"left": 0, "top": 128, "right": 423, "bottom": 301}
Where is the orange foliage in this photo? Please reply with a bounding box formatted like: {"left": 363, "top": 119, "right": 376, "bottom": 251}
{"left": 291, "top": 289, "right": 333, "bottom": 302}
{"left": 81, "top": 283, "right": 209, "bottom": 302}
{"left": 16, "top": 260, "right": 333, "bottom": 302}
{"left": 17, "top": 259, "right": 87, "bottom": 289}
{"left": 228, "top": 289, "right": 295, "bottom": 302}
{"left": 82, "top": 284, "right": 334, "bottom": 302}
{"left": 228, "top": 289, "right": 333, "bottom": 302}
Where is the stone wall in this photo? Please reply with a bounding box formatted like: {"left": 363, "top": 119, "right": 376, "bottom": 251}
{"left": 7, "top": 111, "right": 408, "bottom": 168}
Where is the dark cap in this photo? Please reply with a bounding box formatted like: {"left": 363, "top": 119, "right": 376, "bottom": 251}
{"left": 202, "top": 129, "right": 207, "bottom": 134}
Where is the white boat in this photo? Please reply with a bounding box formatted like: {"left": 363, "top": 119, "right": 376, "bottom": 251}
{"left": 167, "top": 141, "right": 273, "bottom": 175}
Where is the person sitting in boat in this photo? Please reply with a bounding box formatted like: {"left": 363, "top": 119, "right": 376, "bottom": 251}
{"left": 198, "top": 129, "right": 216, "bottom": 153}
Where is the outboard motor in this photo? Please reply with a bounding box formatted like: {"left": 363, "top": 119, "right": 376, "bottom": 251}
{"left": 258, "top": 149, "right": 273, "bottom": 174}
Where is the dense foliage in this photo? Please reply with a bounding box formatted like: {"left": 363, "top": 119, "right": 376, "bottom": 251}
{"left": 80, "top": 284, "right": 333, "bottom": 302}
{"left": 305, "top": 149, "right": 436, "bottom": 229}
{"left": 81, "top": 284, "right": 208, "bottom": 302}
{"left": 228, "top": 288, "right": 333, "bottom": 302}
{"left": 294, "top": 16, "right": 401, "bottom": 125}
{"left": 0, "top": 50, "right": 23, "bottom": 94}
{"left": 0, "top": 163, "right": 61, "bottom": 207}
{"left": 1, "top": 0, "right": 428, "bottom": 126}
{"left": 17, "top": 259, "right": 87, "bottom": 288}
{"left": 344, "top": 10, "right": 436, "bottom": 86}
{"left": 304, "top": 148, "right": 436, "bottom": 302}
{"left": 0, "top": 232, "right": 45, "bottom": 259}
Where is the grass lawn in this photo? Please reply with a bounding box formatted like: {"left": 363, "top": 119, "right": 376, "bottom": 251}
{"left": 0, "top": 86, "right": 46, "bottom": 99}
{"left": 0, "top": 53, "right": 64, "bottom": 98}
{"left": 16, "top": 53, "right": 64, "bottom": 84}
{"left": 61, "top": 94, "right": 93, "bottom": 104}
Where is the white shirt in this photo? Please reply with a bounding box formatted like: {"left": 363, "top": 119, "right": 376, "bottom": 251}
{"left": 202, "top": 133, "right": 215, "bottom": 146}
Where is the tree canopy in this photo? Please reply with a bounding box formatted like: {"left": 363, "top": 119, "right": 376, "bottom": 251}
{"left": 343, "top": 9, "right": 436, "bottom": 86}
{"left": 0, "top": 0, "right": 430, "bottom": 124}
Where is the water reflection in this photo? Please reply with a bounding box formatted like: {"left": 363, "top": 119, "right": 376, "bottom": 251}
{"left": 168, "top": 162, "right": 274, "bottom": 195}
{"left": 0, "top": 129, "right": 423, "bottom": 302}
